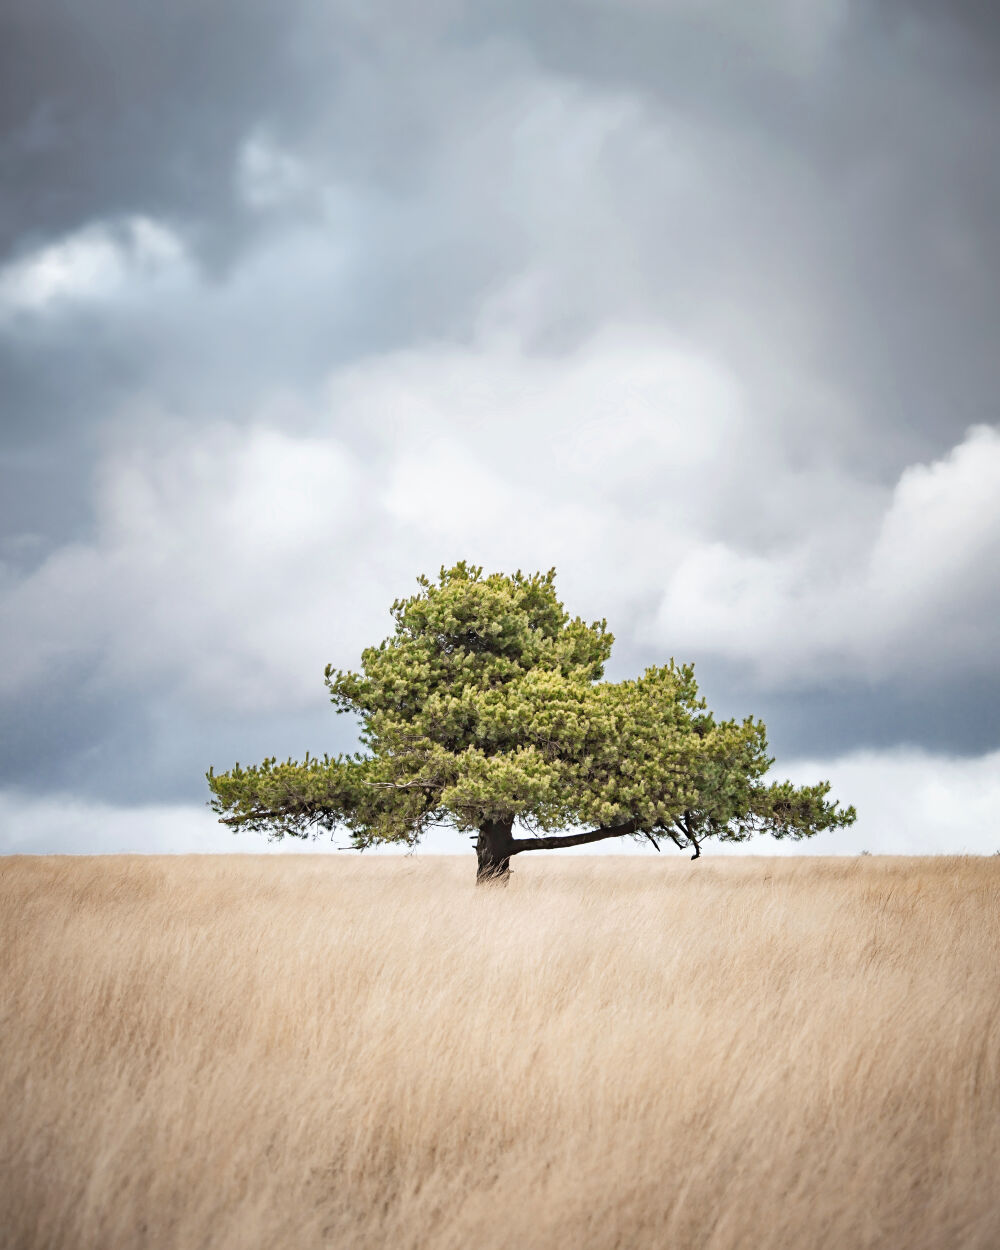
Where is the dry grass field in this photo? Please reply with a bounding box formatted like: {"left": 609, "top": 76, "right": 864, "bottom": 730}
{"left": 2, "top": 854, "right": 999, "bottom": 1250}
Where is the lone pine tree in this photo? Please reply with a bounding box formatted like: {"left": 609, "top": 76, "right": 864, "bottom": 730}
{"left": 207, "top": 563, "right": 856, "bottom": 882}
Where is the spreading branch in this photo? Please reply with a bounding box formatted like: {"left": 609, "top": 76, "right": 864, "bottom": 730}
{"left": 510, "top": 819, "right": 638, "bottom": 854}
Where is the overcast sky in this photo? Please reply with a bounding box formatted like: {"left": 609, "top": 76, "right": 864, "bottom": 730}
{"left": 2, "top": 0, "right": 998, "bottom": 855}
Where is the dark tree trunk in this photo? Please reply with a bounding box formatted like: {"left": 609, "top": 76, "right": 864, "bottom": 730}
{"left": 476, "top": 819, "right": 514, "bottom": 885}
{"left": 473, "top": 816, "right": 682, "bottom": 884}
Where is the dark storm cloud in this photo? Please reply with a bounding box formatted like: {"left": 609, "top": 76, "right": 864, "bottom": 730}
{"left": 1, "top": 0, "right": 998, "bottom": 839}
{"left": 0, "top": 0, "right": 310, "bottom": 259}
{"left": 477, "top": 0, "right": 1000, "bottom": 458}
{"left": 5, "top": 0, "right": 996, "bottom": 457}
{"left": 703, "top": 665, "right": 1000, "bottom": 761}
{"left": 0, "top": 684, "right": 351, "bottom": 806}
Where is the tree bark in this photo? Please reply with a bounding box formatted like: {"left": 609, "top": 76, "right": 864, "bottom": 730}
{"left": 475, "top": 816, "right": 689, "bottom": 883}
{"left": 476, "top": 818, "right": 515, "bottom": 884}
{"left": 508, "top": 818, "right": 638, "bottom": 854}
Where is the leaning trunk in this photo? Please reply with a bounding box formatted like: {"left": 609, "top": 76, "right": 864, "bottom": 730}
{"left": 476, "top": 819, "right": 514, "bottom": 885}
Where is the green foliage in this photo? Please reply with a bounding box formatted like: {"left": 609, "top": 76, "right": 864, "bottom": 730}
{"left": 207, "top": 563, "right": 856, "bottom": 854}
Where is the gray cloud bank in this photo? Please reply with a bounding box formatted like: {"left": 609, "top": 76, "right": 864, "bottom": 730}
{"left": 1, "top": 0, "right": 998, "bottom": 851}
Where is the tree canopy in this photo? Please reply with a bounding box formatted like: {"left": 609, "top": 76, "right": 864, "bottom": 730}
{"left": 207, "top": 563, "right": 856, "bottom": 881}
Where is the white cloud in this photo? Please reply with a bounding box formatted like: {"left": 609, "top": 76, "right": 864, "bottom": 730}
{"left": 867, "top": 425, "right": 1000, "bottom": 639}
{"left": 654, "top": 423, "right": 1000, "bottom": 684}
{"left": 773, "top": 748, "right": 1000, "bottom": 856}
{"left": 0, "top": 421, "right": 375, "bottom": 711}
{"left": 0, "top": 321, "right": 749, "bottom": 714}
{"left": 0, "top": 792, "right": 236, "bottom": 855}
{"left": 0, "top": 789, "right": 471, "bottom": 855}
{"left": 0, "top": 791, "right": 344, "bottom": 855}
{"left": 0, "top": 322, "right": 996, "bottom": 723}
{"left": 0, "top": 217, "right": 190, "bottom": 320}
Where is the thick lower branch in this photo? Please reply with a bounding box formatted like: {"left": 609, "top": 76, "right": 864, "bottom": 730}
{"left": 510, "top": 819, "right": 638, "bottom": 853}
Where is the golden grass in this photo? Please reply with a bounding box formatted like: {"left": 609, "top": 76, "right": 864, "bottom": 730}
{"left": 2, "top": 853, "right": 999, "bottom": 1249}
